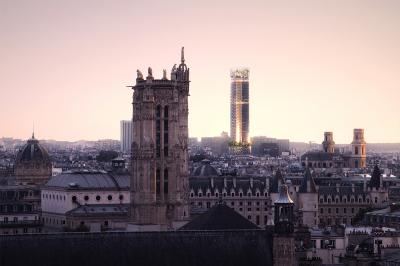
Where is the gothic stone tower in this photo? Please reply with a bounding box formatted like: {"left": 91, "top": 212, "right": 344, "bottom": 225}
{"left": 129, "top": 48, "right": 190, "bottom": 230}
{"left": 273, "top": 184, "right": 296, "bottom": 266}
{"left": 350, "top": 128, "right": 366, "bottom": 168}
{"left": 322, "top": 132, "right": 335, "bottom": 153}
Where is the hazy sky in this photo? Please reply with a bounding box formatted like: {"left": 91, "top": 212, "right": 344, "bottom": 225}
{"left": 1, "top": 0, "right": 399, "bottom": 143}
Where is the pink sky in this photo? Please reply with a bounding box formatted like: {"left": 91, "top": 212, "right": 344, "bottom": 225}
{"left": 0, "top": 0, "right": 399, "bottom": 143}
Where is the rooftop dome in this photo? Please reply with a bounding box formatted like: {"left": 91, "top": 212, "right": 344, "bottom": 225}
{"left": 14, "top": 133, "right": 52, "bottom": 185}
{"left": 16, "top": 134, "right": 51, "bottom": 164}
{"left": 192, "top": 159, "right": 219, "bottom": 177}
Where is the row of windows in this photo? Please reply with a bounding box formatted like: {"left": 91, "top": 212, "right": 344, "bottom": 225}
{"left": 319, "top": 196, "right": 373, "bottom": 204}
{"left": 0, "top": 204, "right": 33, "bottom": 213}
{"left": 2, "top": 216, "right": 37, "bottom": 223}
{"left": 192, "top": 201, "right": 269, "bottom": 212}
{"left": 367, "top": 215, "right": 400, "bottom": 223}
{"left": 191, "top": 191, "right": 268, "bottom": 198}
{"left": 2, "top": 228, "right": 41, "bottom": 235}
{"left": 303, "top": 162, "right": 334, "bottom": 168}
{"left": 43, "top": 193, "right": 66, "bottom": 201}
{"left": 320, "top": 207, "right": 359, "bottom": 214}
{"left": 320, "top": 217, "right": 353, "bottom": 225}
{"left": 71, "top": 194, "right": 124, "bottom": 203}
{"left": 43, "top": 193, "right": 124, "bottom": 203}
{"left": 44, "top": 217, "right": 66, "bottom": 225}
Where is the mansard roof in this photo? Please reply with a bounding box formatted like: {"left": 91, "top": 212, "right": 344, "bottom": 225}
{"left": 300, "top": 151, "right": 335, "bottom": 161}
{"left": 299, "top": 168, "right": 317, "bottom": 193}
{"left": 189, "top": 177, "right": 267, "bottom": 195}
{"left": 180, "top": 203, "right": 260, "bottom": 230}
{"left": 318, "top": 184, "right": 365, "bottom": 197}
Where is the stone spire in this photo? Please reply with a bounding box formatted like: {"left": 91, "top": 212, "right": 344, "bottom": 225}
{"left": 181, "top": 47, "right": 185, "bottom": 64}
{"left": 299, "top": 167, "right": 317, "bottom": 193}
{"left": 31, "top": 122, "right": 35, "bottom": 139}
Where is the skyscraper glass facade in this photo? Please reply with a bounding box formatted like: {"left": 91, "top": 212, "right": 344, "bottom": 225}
{"left": 230, "top": 68, "right": 249, "bottom": 144}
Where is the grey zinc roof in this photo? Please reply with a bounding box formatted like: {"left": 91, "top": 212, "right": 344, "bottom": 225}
{"left": 318, "top": 184, "right": 365, "bottom": 197}
{"left": 45, "top": 172, "right": 130, "bottom": 190}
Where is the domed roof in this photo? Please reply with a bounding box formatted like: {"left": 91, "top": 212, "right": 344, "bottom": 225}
{"left": 192, "top": 159, "right": 219, "bottom": 177}
{"left": 16, "top": 134, "right": 51, "bottom": 164}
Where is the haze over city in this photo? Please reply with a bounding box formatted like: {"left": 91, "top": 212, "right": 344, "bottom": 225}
{"left": 1, "top": 0, "right": 399, "bottom": 143}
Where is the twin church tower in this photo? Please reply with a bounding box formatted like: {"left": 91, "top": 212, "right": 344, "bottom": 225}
{"left": 129, "top": 48, "right": 190, "bottom": 230}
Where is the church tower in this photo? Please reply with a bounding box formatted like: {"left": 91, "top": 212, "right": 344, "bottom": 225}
{"left": 350, "top": 128, "right": 366, "bottom": 168}
{"left": 273, "top": 183, "right": 296, "bottom": 266}
{"left": 322, "top": 132, "right": 335, "bottom": 153}
{"left": 129, "top": 48, "right": 190, "bottom": 230}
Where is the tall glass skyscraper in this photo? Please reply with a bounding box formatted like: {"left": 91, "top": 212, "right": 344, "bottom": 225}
{"left": 120, "top": 120, "right": 133, "bottom": 153}
{"left": 230, "top": 68, "right": 249, "bottom": 144}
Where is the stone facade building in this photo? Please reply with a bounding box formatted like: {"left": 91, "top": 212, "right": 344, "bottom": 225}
{"left": 0, "top": 185, "right": 42, "bottom": 234}
{"left": 189, "top": 176, "right": 272, "bottom": 227}
{"left": 301, "top": 129, "right": 367, "bottom": 169}
{"left": 129, "top": 48, "right": 190, "bottom": 230}
{"left": 41, "top": 171, "right": 130, "bottom": 231}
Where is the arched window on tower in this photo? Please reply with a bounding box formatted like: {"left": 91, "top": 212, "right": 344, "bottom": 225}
{"left": 156, "top": 105, "right": 161, "bottom": 157}
{"left": 156, "top": 168, "right": 161, "bottom": 197}
{"left": 355, "top": 146, "right": 359, "bottom": 155}
{"left": 164, "top": 168, "right": 169, "bottom": 195}
{"left": 164, "top": 106, "right": 169, "bottom": 157}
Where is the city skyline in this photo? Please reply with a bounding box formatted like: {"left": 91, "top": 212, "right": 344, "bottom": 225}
{"left": 1, "top": 0, "right": 400, "bottom": 143}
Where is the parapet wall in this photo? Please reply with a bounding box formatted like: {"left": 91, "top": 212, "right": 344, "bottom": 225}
{"left": 0, "top": 230, "right": 272, "bottom": 266}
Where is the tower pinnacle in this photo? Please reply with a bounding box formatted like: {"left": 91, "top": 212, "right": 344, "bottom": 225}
{"left": 32, "top": 121, "right": 35, "bottom": 139}
{"left": 181, "top": 47, "right": 185, "bottom": 63}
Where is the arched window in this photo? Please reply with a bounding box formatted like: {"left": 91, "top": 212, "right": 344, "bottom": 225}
{"left": 163, "top": 106, "right": 169, "bottom": 157}
{"left": 156, "top": 105, "right": 161, "bottom": 157}
{"left": 156, "top": 169, "right": 161, "bottom": 195}
{"left": 164, "top": 168, "right": 168, "bottom": 195}
{"left": 355, "top": 146, "right": 359, "bottom": 155}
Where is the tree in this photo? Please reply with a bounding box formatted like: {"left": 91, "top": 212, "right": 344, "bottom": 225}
{"left": 96, "top": 150, "right": 118, "bottom": 162}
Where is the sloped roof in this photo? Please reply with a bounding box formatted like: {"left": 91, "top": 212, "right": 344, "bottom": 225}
{"left": 192, "top": 160, "right": 219, "bottom": 177}
{"left": 45, "top": 172, "right": 130, "bottom": 190}
{"left": 15, "top": 136, "right": 51, "bottom": 164}
{"left": 299, "top": 168, "right": 317, "bottom": 193}
{"left": 269, "top": 169, "right": 284, "bottom": 193}
{"left": 189, "top": 176, "right": 267, "bottom": 194}
{"left": 180, "top": 203, "right": 260, "bottom": 230}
